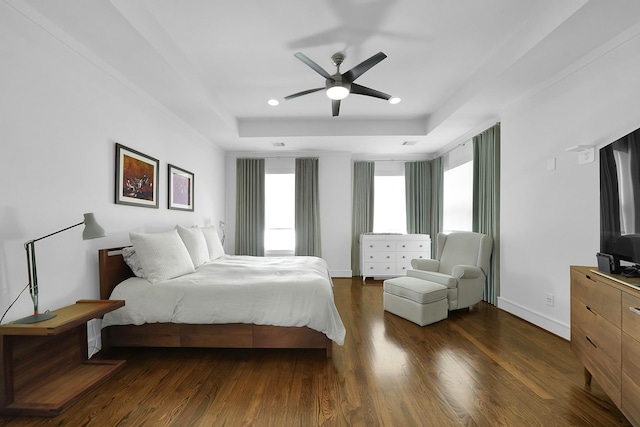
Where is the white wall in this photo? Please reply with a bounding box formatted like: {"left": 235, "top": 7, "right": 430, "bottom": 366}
{"left": 225, "top": 151, "right": 353, "bottom": 277}
{"left": 499, "top": 31, "right": 640, "bottom": 338}
{"left": 0, "top": 3, "right": 225, "bottom": 347}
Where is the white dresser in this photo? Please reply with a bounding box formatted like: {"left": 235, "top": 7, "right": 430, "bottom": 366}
{"left": 360, "top": 234, "right": 431, "bottom": 281}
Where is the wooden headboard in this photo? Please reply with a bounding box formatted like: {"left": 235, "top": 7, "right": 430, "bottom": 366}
{"left": 98, "top": 247, "right": 135, "bottom": 300}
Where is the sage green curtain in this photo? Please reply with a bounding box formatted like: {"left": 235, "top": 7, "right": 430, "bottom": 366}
{"left": 430, "top": 156, "right": 444, "bottom": 258}
{"left": 405, "top": 161, "right": 431, "bottom": 235}
{"left": 351, "top": 161, "right": 375, "bottom": 276}
{"left": 472, "top": 123, "right": 500, "bottom": 305}
{"left": 235, "top": 158, "right": 265, "bottom": 256}
{"left": 295, "top": 158, "right": 322, "bottom": 256}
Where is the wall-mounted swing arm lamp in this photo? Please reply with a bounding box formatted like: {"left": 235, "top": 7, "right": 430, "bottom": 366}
{"left": 16, "top": 213, "right": 106, "bottom": 324}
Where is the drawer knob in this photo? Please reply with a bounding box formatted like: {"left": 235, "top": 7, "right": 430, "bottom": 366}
{"left": 402, "top": 245, "right": 406, "bottom": 248}
{"left": 369, "top": 245, "right": 373, "bottom": 248}
{"left": 630, "top": 307, "right": 640, "bottom": 316}
{"left": 386, "top": 256, "right": 390, "bottom": 259}
{"left": 386, "top": 245, "right": 390, "bottom": 248}
{"left": 419, "top": 244, "right": 423, "bottom": 247}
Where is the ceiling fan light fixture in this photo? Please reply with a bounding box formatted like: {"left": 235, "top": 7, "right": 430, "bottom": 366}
{"left": 285, "top": 51, "right": 388, "bottom": 115}
{"left": 326, "top": 85, "right": 349, "bottom": 100}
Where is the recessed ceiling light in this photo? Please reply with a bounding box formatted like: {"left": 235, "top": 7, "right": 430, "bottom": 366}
{"left": 402, "top": 141, "right": 417, "bottom": 146}
{"left": 389, "top": 97, "right": 401, "bottom": 104}
{"left": 271, "top": 142, "right": 285, "bottom": 147}
{"left": 268, "top": 99, "right": 279, "bottom": 106}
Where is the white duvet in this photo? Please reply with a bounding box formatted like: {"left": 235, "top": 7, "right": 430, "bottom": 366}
{"left": 102, "top": 255, "right": 346, "bottom": 345}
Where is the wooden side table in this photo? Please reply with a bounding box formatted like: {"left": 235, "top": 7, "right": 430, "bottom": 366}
{"left": 0, "top": 299, "right": 125, "bottom": 417}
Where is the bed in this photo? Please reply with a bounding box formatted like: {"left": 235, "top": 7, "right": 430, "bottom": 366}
{"left": 98, "top": 243, "right": 345, "bottom": 357}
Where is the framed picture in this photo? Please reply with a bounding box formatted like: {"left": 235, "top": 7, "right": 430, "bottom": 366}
{"left": 168, "top": 164, "right": 194, "bottom": 211}
{"left": 115, "top": 143, "right": 159, "bottom": 208}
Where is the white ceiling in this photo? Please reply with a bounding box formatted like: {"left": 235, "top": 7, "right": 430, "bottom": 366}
{"left": 14, "top": 0, "right": 640, "bottom": 155}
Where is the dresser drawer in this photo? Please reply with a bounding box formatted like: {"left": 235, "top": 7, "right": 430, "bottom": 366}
{"left": 572, "top": 272, "right": 621, "bottom": 327}
{"left": 397, "top": 240, "right": 430, "bottom": 252}
{"left": 622, "top": 292, "right": 640, "bottom": 343}
{"left": 571, "top": 297, "right": 622, "bottom": 362}
{"left": 621, "top": 373, "right": 640, "bottom": 427}
{"left": 622, "top": 333, "right": 640, "bottom": 427}
{"left": 362, "top": 263, "right": 395, "bottom": 275}
{"left": 397, "top": 262, "right": 412, "bottom": 275}
{"left": 362, "top": 240, "right": 395, "bottom": 251}
{"left": 571, "top": 297, "right": 621, "bottom": 405}
{"left": 363, "top": 251, "right": 395, "bottom": 263}
{"left": 396, "top": 251, "right": 429, "bottom": 264}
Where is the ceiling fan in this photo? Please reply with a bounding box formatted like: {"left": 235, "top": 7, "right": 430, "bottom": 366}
{"left": 285, "top": 51, "right": 392, "bottom": 117}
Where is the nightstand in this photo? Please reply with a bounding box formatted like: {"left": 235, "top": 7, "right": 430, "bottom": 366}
{"left": 0, "top": 299, "right": 125, "bottom": 417}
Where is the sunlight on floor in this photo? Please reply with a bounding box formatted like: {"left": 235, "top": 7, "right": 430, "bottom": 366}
{"left": 369, "top": 319, "right": 408, "bottom": 378}
{"left": 434, "top": 348, "right": 476, "bottom": 404}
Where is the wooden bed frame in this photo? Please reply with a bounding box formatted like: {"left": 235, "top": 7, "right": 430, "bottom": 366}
{"left": 98, "top": 247, "right": 333, "bottom": 357}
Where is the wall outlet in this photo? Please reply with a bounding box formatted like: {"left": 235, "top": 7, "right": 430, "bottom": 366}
{"left": 545, "top": 293, "right": 555, "bottom": 307}
{"left": 546, "top": 157, "right": 556, "bottom": 171}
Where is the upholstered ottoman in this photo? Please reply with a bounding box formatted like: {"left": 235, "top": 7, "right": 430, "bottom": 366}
{"left": 383, "top": 276, "right": 448, "bottom": 326}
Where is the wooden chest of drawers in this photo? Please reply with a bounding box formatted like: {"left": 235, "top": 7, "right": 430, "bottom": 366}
{"left": 570, "top": 266, "right": 640, "bottom": 426}
{"left": 360, "top": 234, "right": 430, "bottom": 281}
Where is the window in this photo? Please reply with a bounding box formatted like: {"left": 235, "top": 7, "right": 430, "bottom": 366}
{"left": 373, "top": 162, "right": 406, "bottom": 234}
{"left": 264, "top": 159, "right": 295, "bottom": 255}
{"left": 443, "top": 143, "right": 473, "bottom": 233}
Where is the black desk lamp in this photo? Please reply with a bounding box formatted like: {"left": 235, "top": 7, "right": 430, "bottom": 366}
{"left": 15, "top": 213, "right": 106, "bottom": 324}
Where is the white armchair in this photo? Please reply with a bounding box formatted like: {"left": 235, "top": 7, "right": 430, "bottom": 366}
{"left": 407, "top": 232, "right": 493, "bottom": 310}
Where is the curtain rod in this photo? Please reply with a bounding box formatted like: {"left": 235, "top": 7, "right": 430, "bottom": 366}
{"left": 435, "top": 121, "right": 499, "bottom": 158}
{"left": 438, "top": 139, "right": 472, "bottom": 158}
{"left": 235, "top": 156, "right": 318, "bottom": 159}
{"left": 353, "top": 159, "right": 417, "bottom": 162}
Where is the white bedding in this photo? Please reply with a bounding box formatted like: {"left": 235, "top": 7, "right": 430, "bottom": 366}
{"left": 102, "top": 255, "right": 346, "bottom": 345}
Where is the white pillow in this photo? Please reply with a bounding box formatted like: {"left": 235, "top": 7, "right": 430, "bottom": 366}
{"left": 121, "top": 246, "right": 146, "bottom": 278}
{"left": 130, "top": 229, "right": 195, "bottom": 283}
{"left": 176, "top": 225, "right": 209, "bottom": 267}
{"left": 201, "top": 226, "right": 225, "bottom": 260}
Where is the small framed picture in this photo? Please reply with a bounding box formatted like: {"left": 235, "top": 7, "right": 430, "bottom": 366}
{"left": 168, "top": 164, "right": 194, "bottom": 211}
{"left": 115, "top": 143, "right": 159, "bottom": 208}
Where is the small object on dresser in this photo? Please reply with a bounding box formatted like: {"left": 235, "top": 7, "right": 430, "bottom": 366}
{"left": 596, "top": 252, "right": 620, "bottom": 274}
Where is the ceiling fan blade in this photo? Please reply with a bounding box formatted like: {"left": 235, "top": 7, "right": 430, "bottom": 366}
{"left": 332, "top": 99, "right": 340, "bottom": 117}
{"left": 284, "top": 87, "right": 324, "bottom": 100}
{"left": 350, "top": 83, "right": 391, "bottom": 100}
{"left": 342, "top": 52, "right": 387, "bottom": 82}
{"left": 294, "top": 52, "right": 333, "bottom": 80}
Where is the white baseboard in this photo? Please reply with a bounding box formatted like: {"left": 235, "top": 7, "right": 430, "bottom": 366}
{"left": 330, "top": 270, "right": 352, "bottom": 278}
{"left": 498, "top": 297, "right": 571, "bottom": 340}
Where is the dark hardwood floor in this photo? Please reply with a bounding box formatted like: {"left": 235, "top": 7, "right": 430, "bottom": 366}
{"left": 0, "top": 278, "right": 631, "bottom": 426}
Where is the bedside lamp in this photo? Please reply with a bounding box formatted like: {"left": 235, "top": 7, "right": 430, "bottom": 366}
{"left": 16, "top": 213, "right": 106, "bottom": 324}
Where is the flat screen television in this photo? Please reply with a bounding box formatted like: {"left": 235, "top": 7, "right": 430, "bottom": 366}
{"left": 600, "top": 126, "right": 640, "bottom": 276}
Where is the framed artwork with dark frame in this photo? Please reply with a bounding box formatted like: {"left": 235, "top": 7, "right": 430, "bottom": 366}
{"left": 168, "top": 164, "right": 194, "bottom": 211}
{"left": 115, "top": 143, "right": 159, "bottom": 208}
